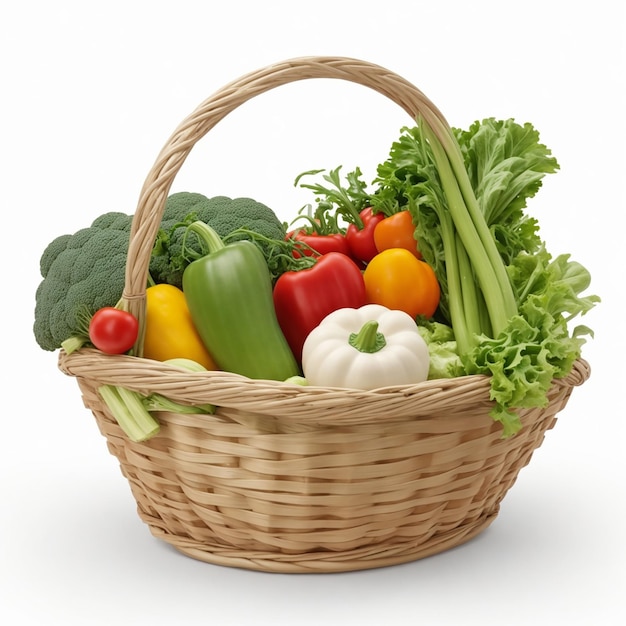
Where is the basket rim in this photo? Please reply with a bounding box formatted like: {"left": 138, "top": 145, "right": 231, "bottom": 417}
{"left": 58, "top": 348, "right": 590, "bottom": 425}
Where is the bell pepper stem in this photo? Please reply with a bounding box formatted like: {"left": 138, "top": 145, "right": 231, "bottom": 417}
{"left": 349, "top": 320, "right": 387, "bottom": 353}
{"left": 186, "top": 221, "right": 226, "bottom": 255}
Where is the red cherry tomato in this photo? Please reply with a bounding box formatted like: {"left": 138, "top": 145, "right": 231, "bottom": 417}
{"left": 89, "top": 307, "right": 139, "bottom": 354}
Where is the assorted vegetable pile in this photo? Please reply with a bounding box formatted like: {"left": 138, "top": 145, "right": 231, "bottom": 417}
{"left": 34, "top": 115, "right": 599, "bottom": 440}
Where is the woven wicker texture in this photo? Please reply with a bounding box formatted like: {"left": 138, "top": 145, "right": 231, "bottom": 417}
{"left": 58, "top": 57, "right": 590, "bottom": 572}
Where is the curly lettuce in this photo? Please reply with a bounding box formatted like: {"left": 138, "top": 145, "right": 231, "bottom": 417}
{"left": 374, "top": 117, "right": 599, "bottom": 436}
{"left": 464, "top": 248, "right": 598, "bottom": 436}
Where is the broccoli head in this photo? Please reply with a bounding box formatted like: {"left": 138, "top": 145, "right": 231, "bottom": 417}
{"left": 149, "top": 192, "right": 287, "bottom": 288}
{"left": 34, "top": 193, "right": 287, "bottom": 351}
{"left": 34, "top": 212, "right": 132, "bottom": 351}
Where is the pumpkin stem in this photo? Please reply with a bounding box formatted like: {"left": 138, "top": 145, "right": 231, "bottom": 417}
{"left": 349, "top": 320, "right": 387, "bottom": 353}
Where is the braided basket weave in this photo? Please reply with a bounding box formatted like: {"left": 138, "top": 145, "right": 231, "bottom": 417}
{"left": 58, "top": 57, "right": 590, "bottom": 573}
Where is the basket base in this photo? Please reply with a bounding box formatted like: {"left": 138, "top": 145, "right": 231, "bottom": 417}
{"left": 145, "top": 507, "right": 499, "bottom": 573}
{"left": 60, "top": 352, "right": 589, "bottom": 574}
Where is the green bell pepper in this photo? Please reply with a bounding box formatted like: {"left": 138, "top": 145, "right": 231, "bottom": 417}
{"left": 182, "top": 221, "right": 299, "bottom": 380}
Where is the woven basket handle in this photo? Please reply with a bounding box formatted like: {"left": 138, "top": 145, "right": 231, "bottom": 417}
{"left": 122, "top": 56, "right": 451, "bottom": 347}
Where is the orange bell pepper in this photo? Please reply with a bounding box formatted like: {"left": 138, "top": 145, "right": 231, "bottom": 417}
{"left": 373, "top": 210, "right": 422, "bottom": 258}
{"left": 363, "top": 248, "right": 440, "bottom": 319}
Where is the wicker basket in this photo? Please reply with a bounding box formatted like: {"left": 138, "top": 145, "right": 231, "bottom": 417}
{"left": 58, "top": 57, "right": 590, "bottom": 573}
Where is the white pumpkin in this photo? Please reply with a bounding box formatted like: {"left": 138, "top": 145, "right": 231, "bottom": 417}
{"left": 301, "top": 304, "right": 430, "bottom": 390}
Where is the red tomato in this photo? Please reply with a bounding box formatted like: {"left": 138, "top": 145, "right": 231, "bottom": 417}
{"left": 89, "top": 307, "right": 139, "bottom": 354}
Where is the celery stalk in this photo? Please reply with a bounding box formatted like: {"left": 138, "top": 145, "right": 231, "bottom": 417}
{"left": 98, "top": 385, "right": 160, "bottom": 442}
{"left": 420, "top": 121, "right": 517, "bottom": 344}
{"left": 143, "top": 393, "right": 215, "bottom": 415}
{"left": 455, "top": 234, "right": 483, "bottom": 341}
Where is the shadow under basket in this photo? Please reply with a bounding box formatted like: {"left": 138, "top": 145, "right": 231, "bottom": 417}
{"left": 56, "top": 56, "right": 592, "bottom": 573}
{"left": 59, "top": 349, "right": 590, "bottom": 573}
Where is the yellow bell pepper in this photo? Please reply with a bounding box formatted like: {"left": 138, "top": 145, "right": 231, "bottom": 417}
{"left": 143, "top": 283, "right": 218, "bottom": 370}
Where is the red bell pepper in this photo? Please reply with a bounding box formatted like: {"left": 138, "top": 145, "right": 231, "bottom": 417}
{"left": 345, "top": 207, "right": 385, "bottom": 264}
{"left": 273, "top": 252, "right": 367, "bottom": 364}
{"left": 287, "top": 229, "right": 350, "bottom": 259}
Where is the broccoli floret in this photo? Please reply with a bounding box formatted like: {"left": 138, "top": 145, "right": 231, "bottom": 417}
{"left": 149, "top": 192, "right": 287, "bottom": 288}
{"left": 34, "top": 212, "right": 133, "bottom": 351}
{"left": 39, "top": 233, "right": 72, "bottom": 278}
{"left": 90, "top": 211, "right": 134, "bottom": 230}
{"left": 161, "top": 191, "right": 209, "bottom": 219}
{"left": 34, "top": 194, "right": 287, "bottom": 351}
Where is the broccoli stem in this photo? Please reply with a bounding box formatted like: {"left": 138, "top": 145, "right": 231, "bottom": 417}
{"left": 61, "top": 335, "right": 88, "bottom": 355}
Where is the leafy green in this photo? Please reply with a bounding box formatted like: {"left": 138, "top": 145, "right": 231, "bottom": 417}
{"left": 294, "top": 166, "right": 371, "bottom": 229}
{"left": 455, "top": 118, "right": 559, "bottom": 265}
{"left": 294, "top": 116, "right": 598, "bottom": 436}
{"left": 373, "top": 117, "right": 598, "bottom": 436}
{"left": 416, "top": 320, "right": 465, "bottom": 380}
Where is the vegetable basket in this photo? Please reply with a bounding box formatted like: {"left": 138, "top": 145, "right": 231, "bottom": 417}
{"left": 57, "top": 56, "right": 590, "bottom": 573}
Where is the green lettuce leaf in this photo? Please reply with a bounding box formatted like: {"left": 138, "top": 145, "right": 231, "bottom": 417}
{"left": 417, "top": 320, "right": 465, "bottom": 380}
{"left": 464, "top": 248, "right": 599, "bottom": 436}
{"left": 455, "top": 118, "right": 560, "bottom": 265}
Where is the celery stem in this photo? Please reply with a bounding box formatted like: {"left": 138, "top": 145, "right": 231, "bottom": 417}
{"left": 98, "top": 385, "right": 160, "bottom": 442}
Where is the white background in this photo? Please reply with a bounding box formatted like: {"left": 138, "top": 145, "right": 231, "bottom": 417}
{"left": 3, "top": 1, "right": 624, "bottom": 624}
